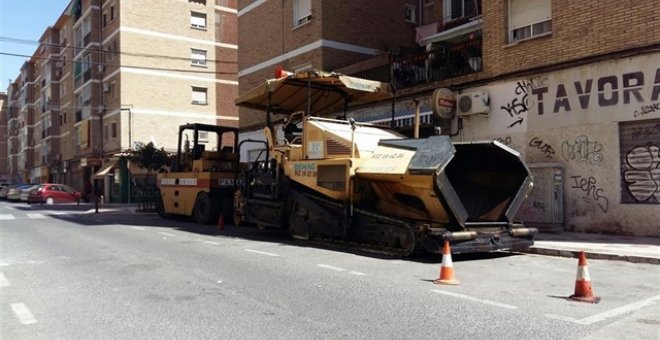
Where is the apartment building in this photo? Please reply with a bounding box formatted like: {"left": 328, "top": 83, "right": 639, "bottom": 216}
{"left": 236, "top": 0, "right": 659, "bottom": 236}
{"left": 0, "top": 93, "right": 7, "bottom": 184}
{"left": 6, "top": 0, "right": 238, "bottom": 202}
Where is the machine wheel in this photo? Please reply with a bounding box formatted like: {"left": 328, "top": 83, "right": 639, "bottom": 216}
{"left": 194, "top": 192, "right": 215, "bottom": 224}
{"left": 398, "top": 228, "right": 417, "bottom": 256}
{"left": 46, "top": 197, "right": 55, "bottom": 205}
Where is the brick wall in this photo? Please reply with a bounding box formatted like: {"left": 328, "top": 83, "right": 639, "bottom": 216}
{"left": 483, "top": 0, "right": 660, "bottom": 77}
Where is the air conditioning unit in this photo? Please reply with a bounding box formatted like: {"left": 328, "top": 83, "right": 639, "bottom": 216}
{"left": 455, "top": 91, "right": 490, "bottom": 117}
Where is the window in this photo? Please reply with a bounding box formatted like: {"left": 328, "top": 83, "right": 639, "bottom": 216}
{"left": 405, "top": 4, "right": 417, "bottom": 24}
{"left": 192, "top": 86, "right": 207, "bottom": 105}
{"left": 103, "top": 13, "right": 107, "bottom": 27}
{"left": 105, "top": 39, "right": 118, "bottom": 62}
{"left": 293, "top": 0, "right": 312, "bottom": 26}
{"left": 444, "top": 0, "right": 481, "bottom": 22}
{"left": 74, "top": 26, "right": 83, "bottom": 48}
{"left": 111, "top": 122, "right": 117, "bottom": 138}
{"left": 198, "top": 131, "right": 208, "bottom": 142}
{"left": 189, "top": 0, "right": 206, "bottom": 4}
{"left": 109, "top": 81, "right": 117, "bottom": 99}
{"left": 509, "top": 0, "right": 552, "bottom": 42}
{"left": 110, "top": 6, "right": 115, "bottom": 21}
{"left": 82, "top": 84, "right": 92, "bottom": 106}
{"left": 82, "top": 16, "right": 92, "bottom": 39}
{"left": 191, "top": 49, "right": 207, "bottom": 66}
{"left": 190, "top": 12, "right": 207, "bottom": 29}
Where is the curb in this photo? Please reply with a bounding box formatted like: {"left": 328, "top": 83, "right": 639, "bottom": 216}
{"left": 81, "top": 209, "right": 158, "bottom": 215}
{"left": 521, "top": 247, "right": 660, "bottom": 265}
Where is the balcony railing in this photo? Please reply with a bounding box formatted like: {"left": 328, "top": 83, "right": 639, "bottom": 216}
{"left": 354, "top": 34, "right": 483, "bottom": 91}
{"left": 396, "top": 38, "right": 482, "bottom": 90}
{"left": 83, "top": 33, "right": 92, "bottom": 47}
{"left": 83, "top": 69, "right": 92, "bottom": 82}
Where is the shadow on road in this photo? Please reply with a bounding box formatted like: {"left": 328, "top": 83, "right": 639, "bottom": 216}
{"left": 16, "top": 203, "right": 526, "bottom": 263}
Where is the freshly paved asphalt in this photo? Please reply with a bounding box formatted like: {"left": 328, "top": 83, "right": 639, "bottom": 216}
{"left": 1, "top": 202, "right": 659, "bottom": 339}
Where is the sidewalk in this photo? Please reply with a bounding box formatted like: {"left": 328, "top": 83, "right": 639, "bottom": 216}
{"left": 521, "top": 231, "right": 660, "bottom": 264}
{"left": 77, "top": 203, "right": 660, "bottom": 264}
{"left": 81, "top": 202, "right": 155, "bottom": 215}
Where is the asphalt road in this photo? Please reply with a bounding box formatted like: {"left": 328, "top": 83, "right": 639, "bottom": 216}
{"left": 1, "top": 202, "right": 659, "bottom": 339}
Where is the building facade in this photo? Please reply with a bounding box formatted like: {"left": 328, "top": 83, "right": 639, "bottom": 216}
{"left": 0, "top": 93, "right": 7, "bottom": 184}
{"left": 236, "top": 0, "right": 660, "bottom": 236}
{"left": 5, "top": 0, "right": 239, "bottom": 201}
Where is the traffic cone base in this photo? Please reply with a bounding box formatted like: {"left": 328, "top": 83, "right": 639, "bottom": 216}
{"left": 569, "top": 294, "right": 601, "bottom": 303}
{"left": 568, "top": 252, "right": 600, "bottom": 303}
{"left": 433, "top": 241, "right": 460, "bottom": 285}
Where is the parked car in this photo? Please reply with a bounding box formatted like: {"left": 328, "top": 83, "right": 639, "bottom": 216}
{"left": 0, "top": 185, "right": 9, "bottom": 200}
{"left": 20, "top": 184, "right": 41, "bottom": 202}
{"left": 7, "top": 184, "right": 36, "bottom": 202}
{"left": 28, "top": 184, "right": 82, "bottom": 204}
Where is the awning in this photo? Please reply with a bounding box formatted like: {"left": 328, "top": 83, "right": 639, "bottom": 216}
{"left": 235, "top": 70, "right": 393, "bottom": 117}
{"left": 422, "top": 19, "right": 482, "bottom": 46}
{"left": 93, "top": 160, "right": 118, "bottom": 179}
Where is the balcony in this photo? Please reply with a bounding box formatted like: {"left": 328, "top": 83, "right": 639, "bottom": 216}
{"left": 83, "top": 33, "right": 92, "bottom": 47}
{"left": 353, "top": 33, "right": 483, "bottom": 91}
{"left": 83, "top": 69, "right": 92, "bottom": 83}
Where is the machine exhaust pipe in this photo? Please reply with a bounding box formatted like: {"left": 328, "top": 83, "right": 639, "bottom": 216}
{"left": 509, "top": 227, "right": 538, "bottom": 237}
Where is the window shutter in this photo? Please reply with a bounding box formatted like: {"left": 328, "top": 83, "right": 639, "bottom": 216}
{"left": 191, "top": 12, "right": 206, "bottom": 28}
{"left": 191, "top": 49, "right": 206, "bottom": 64}
{"left": 293, "top": 0, "right": 311, "bottom": 24}
{"left": 510, "top": 0, "right": 551, "bottom": 28}
{"left": 192, "top": 87, "right": 207, "bottom": 103}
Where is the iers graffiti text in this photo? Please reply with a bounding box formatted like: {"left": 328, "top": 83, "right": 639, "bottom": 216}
{"left": 532, "top": 69, "right": 660, "bottom": 115}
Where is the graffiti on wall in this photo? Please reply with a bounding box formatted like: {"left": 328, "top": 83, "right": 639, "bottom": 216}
{"left": 623, "top": 144, "right": 660, "bottom": 203}
{"left": 631, "top": 123, "right": 660, "bottom": 140}
{"left": 529, "top": 137, "right": 555, "bottom": 159}
{"left": 561, "top": 135, "right": 604, "bottom": 165}
{"left": 619, "top": 119, "right": 660, "bottom": 204}
{"left": 500, "top": 81, "right": 530, "bottom": 128}
{"left": 500, "top": 78, "right": 546, "bottom": 129}
{"left": 570, "top": 175, "right": 609, "bottom": 213}
{"left": 495, "top": 136, "right": 513, "bottom": 146}
{"left": 633, "top": 101, "right": 660, "bottom": 118}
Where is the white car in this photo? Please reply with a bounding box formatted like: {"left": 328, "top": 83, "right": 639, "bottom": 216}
{"left": 20, "top": 185, "right": 41, "bottom": 202}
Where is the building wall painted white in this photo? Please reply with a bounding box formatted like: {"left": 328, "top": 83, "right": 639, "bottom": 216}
{"left": 458, "top": 52, "right": 660, "bottom": 236}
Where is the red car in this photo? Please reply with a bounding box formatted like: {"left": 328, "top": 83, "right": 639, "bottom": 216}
{"left": 28, "top": 184, "right": 82, "bottom": 204}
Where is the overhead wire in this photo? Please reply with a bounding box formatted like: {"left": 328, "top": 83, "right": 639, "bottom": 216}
{"left": 0, "top": 51, "right": 237, "bottom": 76}
{"left": 0, "top": 35, "right": 238, "bottom": 65}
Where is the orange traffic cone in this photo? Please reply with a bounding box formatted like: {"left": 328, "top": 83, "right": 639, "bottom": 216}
{"left": 569, "top": 251, "right": 600, "bottom": 303}
{"left": 433, "top": 240, "right": 460, "bottom": 285}
{"left": 218, "top": 214, "right": 225, "bottom": 231}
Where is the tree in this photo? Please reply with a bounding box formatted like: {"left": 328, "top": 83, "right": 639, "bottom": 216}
{"left": 121, "top": 142, "right": 170, "bottom": 186}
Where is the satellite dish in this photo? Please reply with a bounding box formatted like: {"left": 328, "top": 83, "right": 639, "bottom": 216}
{"left": 431, "top": 88, "right": 456, "bottom": 120}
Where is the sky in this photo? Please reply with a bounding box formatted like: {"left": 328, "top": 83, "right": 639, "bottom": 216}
{"left": 0, "top": 0, "right": 70, "bottom": 90}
